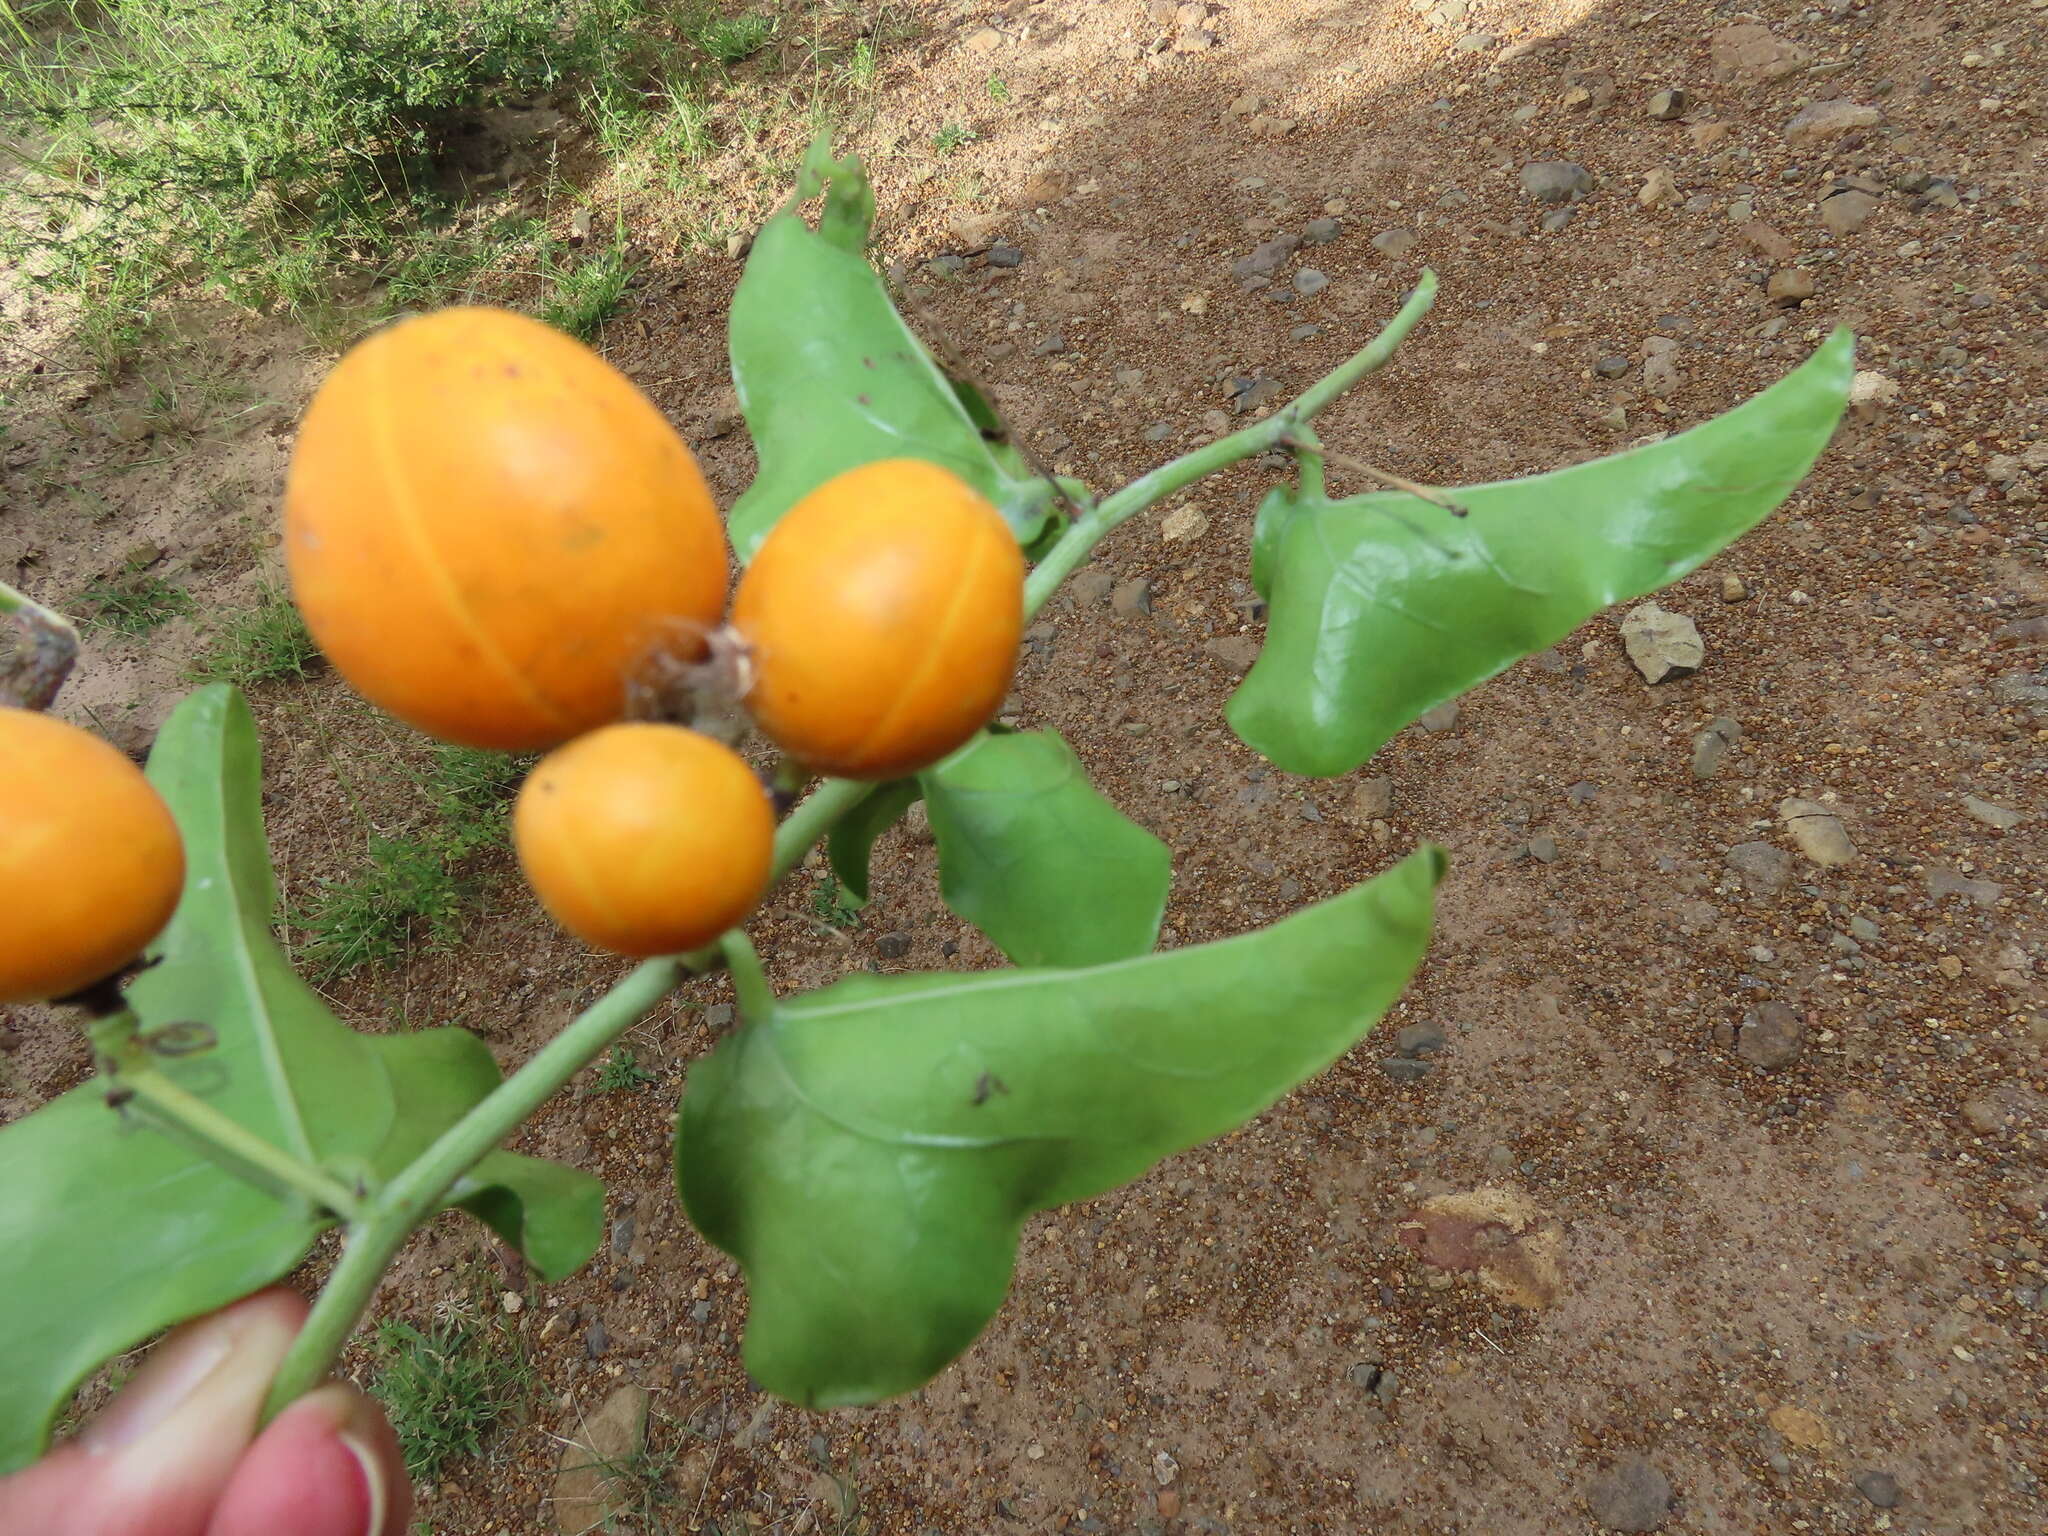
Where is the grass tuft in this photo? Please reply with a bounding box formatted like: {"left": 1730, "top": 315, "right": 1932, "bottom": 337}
{"left": 185, "top": 587, "right": 318, "bottom": 687}
{"left": 592, "top": 1044, "right": 659, "bottom": 1093}
{"left": 368, "top": 1314, "right": 531, "bottom": 1484}
{"left": 75, "top": 572, "right": 193, "bottom": 638}
{"left": 536, "top": 234, "right": 635, "bottom": 341}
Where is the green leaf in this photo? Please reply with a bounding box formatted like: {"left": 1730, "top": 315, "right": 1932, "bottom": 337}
{"left": 1229, "top": 329, "right": 1855, "bottom": 776}
{"left": 920, "top": 730, "right": 1171, "bottom": 967}
{"left": 824, "top": 778, "right": 920, "bottom": 905}
{"left": 675, "top": 845, "right": 1443, "bottom": 1406}
{"left": 0, "top": 687, "right": 600, "bottom": 1472}
{"left": 725, "top": 141, "right": 1064, "bottom": 560}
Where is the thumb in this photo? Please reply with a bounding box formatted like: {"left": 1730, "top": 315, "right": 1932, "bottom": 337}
{"left": 0, "top": 1289, "right": 306, "bottom": 1536}
{"left": 205, "top": 1383, "right": 411, "bottom": 1536}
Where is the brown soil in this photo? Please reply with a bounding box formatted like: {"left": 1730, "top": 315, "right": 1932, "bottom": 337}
{"left": 4, "top": 2, "right": 2045, "bottom": 1533}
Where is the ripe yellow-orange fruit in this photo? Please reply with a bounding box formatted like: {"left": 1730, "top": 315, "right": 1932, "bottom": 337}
{"left": 0, "top": 709, "right": 185, "bottom": 1003}
{"left": 729, "top": 458, "right": 1024, "bottom": 779}
{"left": 514, "top": 723, "right": 773, "bottom": 958}
{"left": 285, "top": 306, "right": 728, "bottom": 751}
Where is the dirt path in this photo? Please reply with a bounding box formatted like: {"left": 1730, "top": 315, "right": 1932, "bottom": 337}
{"left": 4, "top": 2, "right": 2044, "bottom": 1532}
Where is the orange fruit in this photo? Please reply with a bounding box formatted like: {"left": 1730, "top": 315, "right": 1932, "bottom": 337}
{"left": 729, "top": 458, "right": 1024, "bottom": 779}
{"left": 284, "top": 306, "right": 728, "bottom": 751}
{"left": 0, "top": 709, "right": 185, "bottom": 1003}
{"left": 514, "top": 723, "right": 773, "bottom": 957}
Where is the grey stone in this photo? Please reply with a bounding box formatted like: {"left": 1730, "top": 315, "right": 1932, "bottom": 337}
{"left": 1068, "top": 567, "right": 1116, "bottom": 606}
{"left": 1455, "top": 32, "right": 1496, "bottom": 54}
{"left": 1780, "top": 797, "right": 1857, "bottom": 867}
{"left": 1291, "top": 324, "right": 1323, "bottom": 341}
{"left": 1418, "top": 701, "right": 1460, "bottom": 732}
{"left": 1962, "top": 794, "right": 2023, "bottom": 831}
{"left": 1352, "top": 776, "right": 1393, "bottom": 821}
{"left": 1520, "top": 160, "right": 1594, "bottom": 204}
{"left": 1395, "top": 1023, "right": 1447, "bottom": 1057}
{"left": 1848, "top": 914, "right": 1881, "bottom": 944}
{"left": 1621, "top": 602, "right": 1704, "bottom": 683}
{"left": 1853, "top": 1470, "right": 1901, "bottom": 1509}
{"left": 1725, "top": 842, "right": 1792, "bottom": 891}
{"left": 1526, "top": 834, "right": 1559, "bottom": 864}
{"left": 1821, "top": 189, "right": 1878, "bottom": 235}
{"left": 986, "top": 242, "right": 1023, "bottom": 268}
{"left": 903, "top": 801, "right": 934, "bottom": 843}
{"left": 927, "top": 253, "right": 966, "bottom": 276}
{"left": 1585, "top": 1457, "right": 1673, "bottom": 1532}
{"left": 877, "top": 932, "right": 912, "bottom": 959}
{"left": 1926, "top": 865, "right": 2001, "bottom": 908}
{"left": 1992, "top": 672, "right": 2048, "bottom": 715}
{"left": 552, "top": 1384, "right": 652, "bottom": 1535}
{"left": 1641, "top": 350, "right": 1680, "bottom": 396}
{"left": 1541, "top": 206, "right": 1577, "bottom": 233}
{"left": 1737, "top": 1002, "right": 1806, "bottom": 1069}
{"left": 1692, "top": 716, "right": 1742, "bottom": 779}
{"left": 609, "top": 1215, "right": 636, "bottom": 1256}
{"left": 1294, "top": 267, "right": 1330, "bottom": 296}
{"left": 1767, "top": 268, "right": 1816, "bottom": 306}
{"left": 1371, "top": 228, "right": 1417, "bottom": 259}
{"left": 584, "top": 1319, "right": 608, "bottom": 1358}
{"left": 1596, "top": 355, "right": 1631, "bottom": 379}
{"left": 1785, "top": 100, "right": 1881, "bottom": 148}
{"left": 1303, "top": 217, "right": 1342, "bottom": 245}
{"left": 1232, "top": 234, "right": 1301, "bottom": 282}
{"left": 1112, "top": 577, "right": 1155, "bottom": 618}
{"left": 1033, "top": 334, "right": 1067, "bottom": 357}
{"left": 1204, "top": 635, "right": 1261, "bottom": 673}
{"left": 1380, "top": 1057, "right": 1432, "bottom": 1082}
{"left": 1646, "top": 88, "right": 1689, "bottom": 120}
{"left": 704, "top": 1003, "right": 736, "bottom": 1028}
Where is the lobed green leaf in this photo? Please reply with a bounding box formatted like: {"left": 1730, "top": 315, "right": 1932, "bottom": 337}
{"left": 675, "top": 845, "right": 1443, "bottom": 1406}
{"left": 0, "top": 688, "right": 600, "bottom": 1472}
{"left": 1229, "top": 330, "right": 1855, "bottom": 776}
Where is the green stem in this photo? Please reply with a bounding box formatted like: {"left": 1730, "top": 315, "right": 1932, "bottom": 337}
{"left": 122, "top": 1065, "right": 365, "bottom": 1220}
{"left": 259, "top": 270, "right": 1443, "bottom": 1421}
{"left": 84, "top": 1004, "right": 362, "bottom": 1218}
{"left": 262, "top": 956, "right": 688, "bottom": 1419}
{"left": 1022, "top": 270, "right": 1437, "bottom": 616}
{"left": 721, "top": 931, "right": 775, "bottom": 1021}
{"left": 769, "top": 774, "right": 872, "bottom": 877}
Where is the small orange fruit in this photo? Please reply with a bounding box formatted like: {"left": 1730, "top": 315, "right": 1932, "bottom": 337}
{"left": 514, "top": 723, "right": 773, "bottom": 957}
{"left": 285, "top": 306, "right": 729, "bottom": 751}
{"left": 729, "top": 458, "right": 1024, "bottom": 779}
{"left": 0, "top": 709, "right": 185, "bottom": 1003}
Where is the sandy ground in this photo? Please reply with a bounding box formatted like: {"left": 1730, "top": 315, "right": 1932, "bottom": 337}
{"left": 3, "top": 1, "right": 2044, "bottom": 1532}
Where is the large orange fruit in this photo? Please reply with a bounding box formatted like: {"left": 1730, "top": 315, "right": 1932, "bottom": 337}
{"left": 729, "top": 458, "right": 1024, "bottom": 779}
{"left": 0, "top": 709, "right": 186, "bottom": 1003}
{"left": 514, "top": 723, "right": 774, "bottom": 958}
{"left": 285, "top": 307, "right": 728, "bottom": 751}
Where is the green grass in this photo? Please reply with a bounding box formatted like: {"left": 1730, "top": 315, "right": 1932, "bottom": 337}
{"left": 297, "top": 743, "right": 526, "bottom": 980}
{"left": 75, "top": 572, "right": 193, "bottom": 637}
{"left": 297, "top": 835, "right": 468, "bottom": 981}
{"left": 986, "top": 74, "right": 1011, "bottom": 103}
{"left": 421, "top": 744, "right": 528, "bottom": 856}
{"left": 932, "top": 122, "right": 978, "bottom": 155}
{"left": 691, "top": 9, "right": 776, "bottom": 64}
{"left": 810, "top": 874, "right": 862, "bottom": 931}
{"left": 0, "top": 0, "right": 665, "bottom": 317}
{"left": 536, "top": 234, "right": 635, "bottom": 340}
{"left": 593, "top": 1044, "right": 659, "bottom": 1093}
{"left": 185, "top": 588, "right": 318, "bottom": 687}
{"left": 368, "top": 1315, "right": 531, "bottom": 1484}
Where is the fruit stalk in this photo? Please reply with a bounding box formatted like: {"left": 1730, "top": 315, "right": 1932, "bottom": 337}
{"left": 0, "top": 579, "right": 80, "bottom": 712}
{"left": 88, "top": 1006, "right": 364, "bottom": 1219}
{"left": 1021, "top": 270, "right": 1438, "bottom": 616}
{"left": 257, "top": 274, "right": 1440, "bottom": 1420}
